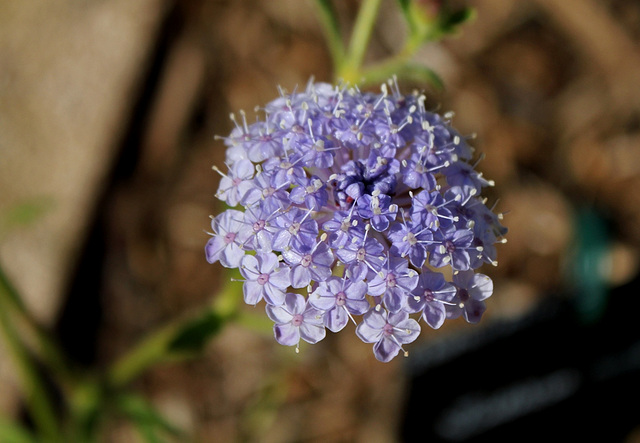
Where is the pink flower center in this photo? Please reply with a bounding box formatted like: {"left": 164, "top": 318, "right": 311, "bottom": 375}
{"left": 288, "top": 222, "right": 301, "bottom": 235}
{"left": 224, "top": 232, "right": 236, "bottom": 244}
{"left": 257, "top": 273, "right": 270, "bottom": 285}
{"left": 262, "top": 187, "right": 275, "bottom": 197}
{"left": 336, "top": 291, "right": 346, "bottom": 306}
{"left": 382, "top": 323, "right": 394, "bottom": 336}
{"left": 292, "top": 314, "right": 304, "bottom": 327}
{"left": 386, "top": 273, "right": 397, "bottom": 288}
{"left": 253, "top": 220, "right": 266, "bottom": 232}
{"left": 445, "top": 240, "right": 456, "bottom": 253}
{"left": 301, "top": 254, "right": 313, "bottom": 267}
{"left": 423, "top": 289, "right": 434, "bottom": 301}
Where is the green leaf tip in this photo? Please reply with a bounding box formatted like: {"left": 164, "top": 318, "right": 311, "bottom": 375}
{"left": 168, "top": 311, "right": 225, "bottom": 353}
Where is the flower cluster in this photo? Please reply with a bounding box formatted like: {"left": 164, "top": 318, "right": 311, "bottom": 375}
{"left": 206, "top": 80, "right": 506, "bottom": 362}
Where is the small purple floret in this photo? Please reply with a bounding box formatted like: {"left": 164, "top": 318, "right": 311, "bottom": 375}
{"left": 266, "top": 293, "right": 326, "bottom": 347}
{"left": 356, "top": 308, "right": 420, "bottom": 362}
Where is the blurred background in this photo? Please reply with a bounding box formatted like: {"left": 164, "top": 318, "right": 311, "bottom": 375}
{"left": 1, "top": 0, "right": 640, "bottom": 441}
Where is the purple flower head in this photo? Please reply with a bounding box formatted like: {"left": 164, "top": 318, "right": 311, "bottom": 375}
{"left": 356, "top": 308, "right": 420, "bottom": 362}
{"left": 206, "top": 80, "right": 506, "bottom": 361}
{"left": 266, "top": 292, "right": 326, "bottom": 350}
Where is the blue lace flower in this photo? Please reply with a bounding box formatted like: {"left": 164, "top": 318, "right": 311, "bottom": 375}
{"left": 206, "top": 79, "right": 506, "bottom": 361}
{"left": 356, "top": 308, "right": 421, "bottom": 363}
{"left": 266, "top": 292, "right": 326, "bottom": 351}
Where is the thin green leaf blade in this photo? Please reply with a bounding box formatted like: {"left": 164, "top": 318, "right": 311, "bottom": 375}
{"left": 0, "top": 196, "right": 55, "bottom": 235}
{"left": 438, "top": 6, "right": 476, "bottom": 35}
{"left": 0, "top": 417, "right": 37, "bottom": 443}
{"left": 116, "top": 393, "right": 184, "bottom": 440}
{"left": 168, "top": 310, "right": 225, "bottom": 354}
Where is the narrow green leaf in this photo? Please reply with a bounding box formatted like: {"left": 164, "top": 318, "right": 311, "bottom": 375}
{"left": 0, "top": 197, "right": 55, "bottom": 234}
{"left": 116, "top": 393, "right": 183, "bottom": 440}
{"left": 396, "top": 0, "right": 417, "bottom": 34}
{"left": 395, "top": 0, "right": 411, "bottom": 19}
{"left": 403, "top": 64, "right": 444, "bottom": 91}
{"left": 0, "top": 416, "right": 37, "bottom": 443}
{"left": 438, "top": 6, "right": 476, "bottom": 35}
{"left": 396, "top": 0, "right": 411, "bottom": 11}
{"left": 168, "top": 310, "right": 225, "bottom": 353}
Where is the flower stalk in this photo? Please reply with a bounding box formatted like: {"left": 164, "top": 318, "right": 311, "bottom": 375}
{"left": 107, "top": 274, "right": 244, "bottom": 388}
{"left": 339, "top": 0, "right": 383, "bottom": 83}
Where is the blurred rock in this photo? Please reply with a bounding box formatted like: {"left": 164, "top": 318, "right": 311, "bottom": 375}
{"left": 0, "top": 0, "right": 168, "bottom": 324}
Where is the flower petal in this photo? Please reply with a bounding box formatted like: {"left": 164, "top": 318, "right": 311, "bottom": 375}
{"left": 220, "top": 242, "right": 245, "bottom": 268}
{"left": 284, "top": 292, "right": 306, "bottom": 315}
{"left": 393, "top": 318, "right": 421, "bottom": 344}
{"left": 470, "top": 273, "right": 493, "bottom": 301}
{"left": 240, "top": 255, "right": 259, "bottom": 278}
{"left": 300, "top": 322, "right": 326, "bottom": 344}
{"left": 324, "top": 307, "right": 349, "bottom": 332}
{"left": 257, "top": 252, "right": 278, "bottom": 275}
{"left": 347, "top": 281, "right": 368, "bottom": 300}
{"left": 268, "top": 266, "right": 291, "bottom": 290}
{"left": 373, "top": 337, "right": 400, "bottom": 362}
{"left": 463, "top": 299, "right": 486, "bottom": 324}
{"left": 243, "top": 280, "right": 263, "bottom": 305}
{"left": 263, "top": 283, "right": 286, "bottom": 306}
{"left": 274, "top": 323, "right": 300, "bottom": 346}
{"left": 205, "top": 236, "right": 226, "bottom": 264}
{"left": 423, "top": 303, "right": 446, "bottom": 329}
{"left": 290, "top": 265, "right": 311, "bottom": 289}
{"left": 266, "top": 304, "right": 293, "bottom": 324}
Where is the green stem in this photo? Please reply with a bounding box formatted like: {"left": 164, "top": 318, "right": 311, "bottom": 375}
{"left": 313, "top": 0, "right": 345, "bottom": 73}
{"left": 107, "top": 319, "right": 183, "bottom": 389}
{"left": 340, "top": 0, "right": 383, "bottom": 83}
{"left": 107, "top": 277, "right": 242, "bottom": 388}
{"left": 0, "top": 286, "right": 60, "bottom": 441}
